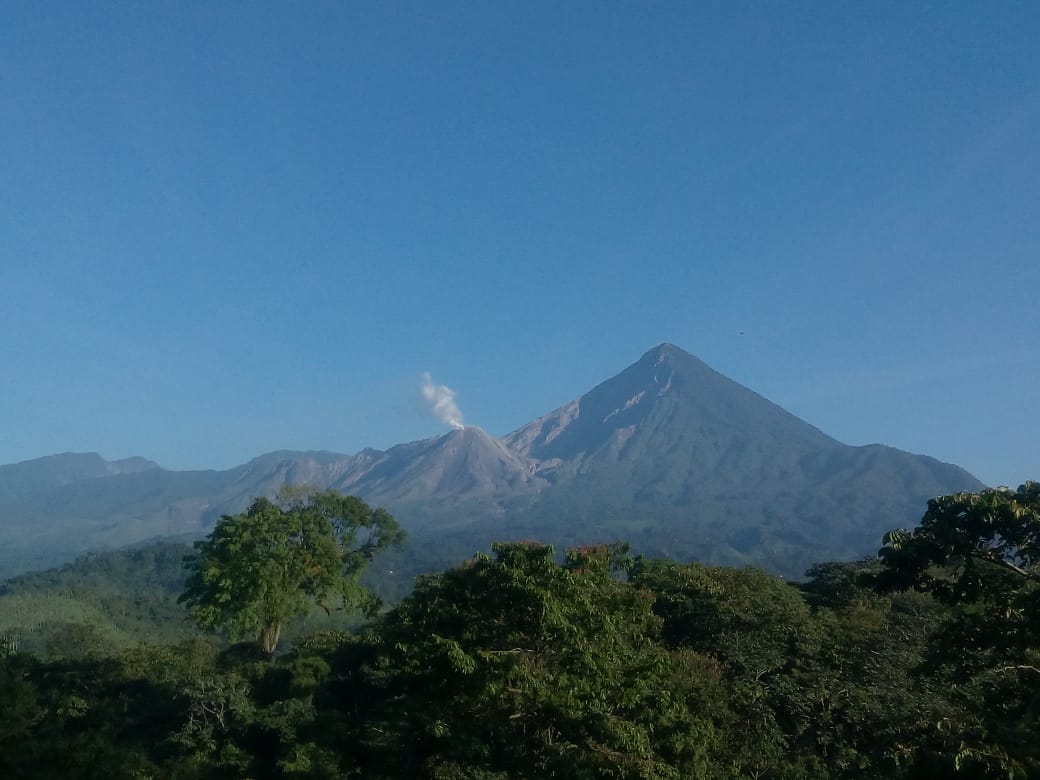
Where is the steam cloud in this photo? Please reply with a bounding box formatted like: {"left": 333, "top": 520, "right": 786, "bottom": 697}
{"left": 420, "top": 372, "right": 465, "bottom": 430}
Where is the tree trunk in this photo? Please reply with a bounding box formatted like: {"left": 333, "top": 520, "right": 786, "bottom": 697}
{"left": 260, "top": 621, "right": 281, "bottom": 656}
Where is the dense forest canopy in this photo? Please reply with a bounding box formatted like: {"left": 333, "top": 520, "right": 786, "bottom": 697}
{"left": 1, "top": 485, "right": 1038, "bottom": 778}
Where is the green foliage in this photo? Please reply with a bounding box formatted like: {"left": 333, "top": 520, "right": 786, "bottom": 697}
{"left": 880, "top": 482, "right": 1040, "bottom": 598}
{"left": 631, "top": 558, "right": 814, "bottom": 670}
{"left": 0, "top": 542, "right": 195, "bottom": 656}
{"left": 0, "top": 593, "right": 134, "bottom": 657}
{"left": 180, "top": 491, "right": 403, "bottom": 654}
{"left": 879, "top": 482, "right": 1040, "bottom": 778}
{"left": 2, "top": 482, "right": 1038, "bottom": 778}
{"left": 345, "top": 542, "right": 729, "bottom": 778}
{"left": 0, "top": 541, "right": 390, "bottom": 657}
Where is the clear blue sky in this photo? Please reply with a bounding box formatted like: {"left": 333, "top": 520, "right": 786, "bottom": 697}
{"left": 1, "top": 2, "right": 1037, "bottom": 487}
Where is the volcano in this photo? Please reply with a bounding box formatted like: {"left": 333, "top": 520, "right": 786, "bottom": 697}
{"left": 0, "top": 344, "right": 984, "bottom": 578}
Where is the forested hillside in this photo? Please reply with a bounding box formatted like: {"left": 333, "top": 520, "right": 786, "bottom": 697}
{"left": 1, "top": 484, "right": 1037, "bottom": 778}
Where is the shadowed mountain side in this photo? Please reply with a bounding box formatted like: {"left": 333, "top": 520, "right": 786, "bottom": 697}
{"left": 0, "top": 452, "right": 159, "bottom": 505}
{"left": 503, "top": 447, "right": 984, "bottom": 578}
{"left": 0, "top": 452, "right": 375, "bottom": 577}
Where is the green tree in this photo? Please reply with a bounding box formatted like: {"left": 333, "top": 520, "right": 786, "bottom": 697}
{"left": 629, "top": 559, "right": 814, "bottom": 777}
{"left": 879, "top": 482, "right": 1040, "bottom": 598}
{"left": 345, "top": 543, "right": 729, "bottom": 779}
{"left": 180, "top": 490, "right": 404, "bottom": 655}
{"left": 879, "top": 482, "right": 1040, "bottom": 778}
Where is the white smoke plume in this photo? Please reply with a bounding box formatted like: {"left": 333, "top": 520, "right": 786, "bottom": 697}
{"left": 420, "top": 372, "right": 465, "bottom": 430}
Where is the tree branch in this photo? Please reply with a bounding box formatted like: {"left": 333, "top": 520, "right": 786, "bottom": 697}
{"left": 968, "top": 551, "right": 1040, "bottom": 584}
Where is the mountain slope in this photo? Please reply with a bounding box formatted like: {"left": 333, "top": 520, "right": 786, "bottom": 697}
{"left": 505, "top": 344, "right": 840, "bottom": 497}
{"left": 506, "top": 343, "right": 837, "bottom": 465}
{"left": 0, "top": 344, "right": 986, "bottom": 578}
{"left": 343, "top": 426, "right": 543, "bottom": 503}
{"left": 0, "top": 453, "right": 158, "bottom": 505}
{"left": 494, "top": 344, "right": 982, "bottom": 574}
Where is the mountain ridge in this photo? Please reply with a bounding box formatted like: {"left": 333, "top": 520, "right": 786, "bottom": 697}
{"left": 0, "top": 344, "right": 984, "bottom": 578}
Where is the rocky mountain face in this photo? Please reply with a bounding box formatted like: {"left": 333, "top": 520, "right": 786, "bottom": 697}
{"left": 335, "top": 426, "right": 544, "bottom": 503}
{"left": 0, "top": 345, "right": 984, "bottom": 578}
{"left": 505, "top": 344, "right": 837, "bottom": 464}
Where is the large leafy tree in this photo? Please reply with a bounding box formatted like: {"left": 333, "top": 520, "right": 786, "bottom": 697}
{"left": 879, "top": 482, "right": 1040, "bottom": 777}
{"left": 878, "top": 482, "right": 1040, "bottom": 680}
{"left": 345, "top": 542, "right": 730, "bottom": 779}
{"left": 879, "top": 482, "right": 1040, "bottom": 597}
{"left": 179, "top": 490, "right": 404, "bottom": 655}
{"left": 629, "top": 559, "right": 815, "bottom": 777}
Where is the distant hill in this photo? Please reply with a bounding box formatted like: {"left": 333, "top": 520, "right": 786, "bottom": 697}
{"left": 0, "top": 542, "right": 193, "bottom": 655}
{"left": 0, "top": 452, "right": 158, "bottom": 504}
{"left": 0, "top": 344, "right": 984, "bottom": 578}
